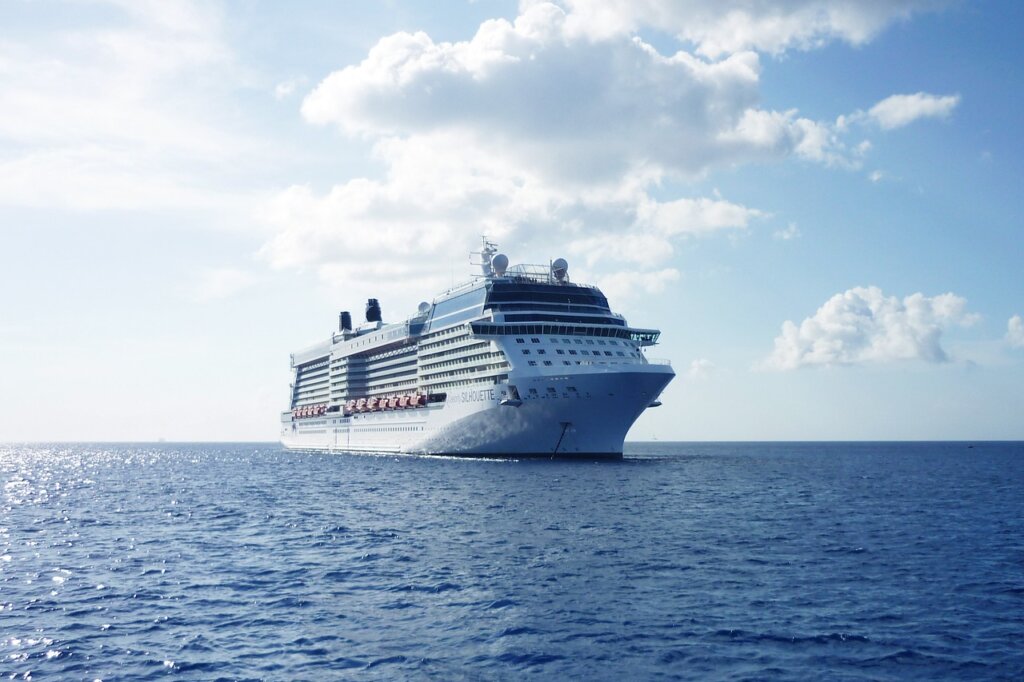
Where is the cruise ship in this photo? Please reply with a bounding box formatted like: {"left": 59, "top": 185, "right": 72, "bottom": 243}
{"left": 280, "top": 240, "right": 674, "bottom": 458}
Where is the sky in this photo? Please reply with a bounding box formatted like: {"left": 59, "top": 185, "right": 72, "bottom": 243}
{"left": 1, "top": 0, "right": 1023, "bottom": 442}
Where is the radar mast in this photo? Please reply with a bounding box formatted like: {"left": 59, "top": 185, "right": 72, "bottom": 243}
{"left": 472, "top": 236, "right": 500, "bottom": 277}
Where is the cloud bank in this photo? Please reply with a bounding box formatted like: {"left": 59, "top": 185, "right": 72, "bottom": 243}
{"left": 762, "top": 286, "right": 978, "bottom": 370}
{"left": 0, "top": 0, "right": 264, "bottom": 212}
{"left": 260, "top": 1, "right": 958, "bottom": 297}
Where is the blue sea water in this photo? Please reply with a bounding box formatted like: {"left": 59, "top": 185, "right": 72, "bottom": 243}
{"left": 1, "top": 442, "right": 1022, "bottom": 681}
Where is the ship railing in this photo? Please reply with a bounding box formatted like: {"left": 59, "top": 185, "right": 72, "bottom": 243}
{"left": 450, "top": 268, "right": 603, "bottom": 289}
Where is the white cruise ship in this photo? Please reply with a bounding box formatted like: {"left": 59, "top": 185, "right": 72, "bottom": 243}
{"left": 280, "top": 240, "right": 674, "bottom": 458}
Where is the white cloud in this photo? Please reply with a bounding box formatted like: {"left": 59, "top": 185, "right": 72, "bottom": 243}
{"left": 593, "top": 268, "right": 681, "bottom": 302}
{"left": 687, "top": 358, "right": 715, "bottom": 378}
{"left": 1007, "top": 315, "right": 1024, "bottom": 348}
{"left": 557, "top": 0, "right": 944, "bottom": 58}
{"left": 642, "top": 197, "right": 763, "bottom": 237}
{"left": 194, "top": 267, "right": 257, "bottom": 302}
{"left": 867, "top": 92, "right": 960, "bottom": 130}
{"left": 762, "top": 286, "right": 979, "bottom": 370}
{"left": 773, "top": 222, "right": 801, "bottom": 240}
{"left": 300, "top": 5, "right": 796, "bottom": 183}
{"left": 0, "top": 0, "right": 269, "bottom": 211}
{"left": 260, "top": 2, "right": 959, "bottom": 292}
{"left": 274, "top": 77, "right": 307, "bottom": 100}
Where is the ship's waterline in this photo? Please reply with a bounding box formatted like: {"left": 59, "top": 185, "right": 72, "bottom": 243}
{"left": 281, "top": 240, "right": 674, "bottom": 457}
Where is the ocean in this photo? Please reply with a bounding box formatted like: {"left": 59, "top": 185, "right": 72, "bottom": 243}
{"left": 1, "top": 442, "right": 1022, "bottom": 680}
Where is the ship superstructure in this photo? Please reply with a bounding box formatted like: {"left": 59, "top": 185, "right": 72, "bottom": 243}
{"left": 281, "top": 240, "right": 674, "bottom": 457}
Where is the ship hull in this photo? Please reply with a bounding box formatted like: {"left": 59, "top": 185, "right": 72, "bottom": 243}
{"left": 280, "top": 365, "right": 673, "bottom": 458}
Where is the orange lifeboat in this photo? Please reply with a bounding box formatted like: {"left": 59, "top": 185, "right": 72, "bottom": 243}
{"left": 387, "top": 396, "right": 398, "bottom": 409}
{"left": 398, "top": 395, "right": 409, "bottom": 408}
{"left": 356, "top": 398, "right": 367, "bottom": 412}
{"left": 368, "top": 397, "right": 379, "bottom": 411}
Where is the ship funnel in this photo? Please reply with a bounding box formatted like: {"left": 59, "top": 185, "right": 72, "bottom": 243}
{"left": 491, "top": 253, "right": 509, "bottom": 277}
{"left": 365, "top": 298, "right": 382, "bottom": 322}
{"left": 552, "top": 258, "right": 568, "bottom": 281}
{"left": 339, "top": 311, "right": 353, "bottom": 331}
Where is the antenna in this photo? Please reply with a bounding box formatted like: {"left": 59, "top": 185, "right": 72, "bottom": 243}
{"left": 471, "top": 235, "right": 500, "bottom": 277}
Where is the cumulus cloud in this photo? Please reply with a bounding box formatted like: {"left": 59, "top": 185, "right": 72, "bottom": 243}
{"left": 296, "top": 3, "right": 885, "bottom": 184}
{"left": 558, "top": 0, "right": 944, "bottom": 58}
{"left": 1007, "top": 315, "right": 1024, "bottom": 348}
{"left": 259, "top": 1, "right": 958, "bottom": 300}
{"left": 762, "top": 286, "right": 979, "bottom": 370}
{"left": 867, "top": 92, "right": 960, "bottom": 130}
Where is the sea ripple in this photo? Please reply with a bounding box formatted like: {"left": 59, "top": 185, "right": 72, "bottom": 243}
{"left": 1, "top": 441, "right": 1022, "bottom": 680}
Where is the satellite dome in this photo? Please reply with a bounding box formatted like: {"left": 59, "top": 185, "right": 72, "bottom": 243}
{"left": 491, "top": 253, "right": 509, "bottom": 276}
{"left": 417, "top": 301, "right": 430, "bottom": 314}
{"left": 552, "top": 257, "right": 568, "bottom": 281}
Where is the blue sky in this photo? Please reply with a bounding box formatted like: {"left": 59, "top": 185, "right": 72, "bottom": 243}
{"left": 2, "top": 0, "right": 1022, "bottom": 441}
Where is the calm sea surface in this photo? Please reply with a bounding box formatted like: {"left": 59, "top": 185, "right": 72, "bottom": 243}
{"left": 2, "top": 442, "right": 1022, "bottom": 680}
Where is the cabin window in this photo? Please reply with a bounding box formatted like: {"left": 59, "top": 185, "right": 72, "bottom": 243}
{"left": 528, "top": 361, "right": 537, "bottom": 366}
{"left": 530, "top": 338, "right": 540, "bottom": 343}
{"left": 543, "top": 361, "right": 552, "bottom": 366}
{"left": 522, "top": 349, "right": 530, "bottom": 355}
{"left": 515, "top": 338, "right": 524, "bottom": 343}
